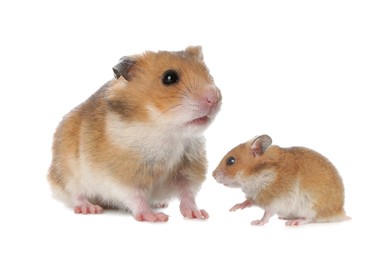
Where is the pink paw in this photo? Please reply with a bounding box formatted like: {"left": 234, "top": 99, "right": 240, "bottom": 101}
{"left": 285, "top": 218, "right": 308, "bottom": 226}
{"left": 251, "top": 219, "right": 268, "bottom": 226}
{"left": 230, "top": 199, "right": 253, "bottom": 211}
{"left": 74, "top": 204, "right": 103, "bottom": 214}
{"left": 181, "top": 207, "right": 209, "bottom": 220}
{"left": 134, "top": 212, "right": 169, "bottom": 222}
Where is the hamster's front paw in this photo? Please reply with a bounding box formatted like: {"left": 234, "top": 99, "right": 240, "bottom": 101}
{"left": 229, "top": 199, "right": 254, "bottom": 212}
{"left": 178, "top": 188, "right": 209, "bottom": 220}
{"left": 73, "top": 194, "right": 103, "bottom": 214}
{"left": 180, "top": 201, "right": 209, "bottom": 220}
{"left": 180, "top": 205, "right": 209, "bottom": 219}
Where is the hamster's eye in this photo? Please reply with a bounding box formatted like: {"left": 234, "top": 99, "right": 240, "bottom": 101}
{"left": 162, "top": 70, "right": 179, "bottom": 85}
{"left": 226, "top": 156, "right": 236, "bottom": 166}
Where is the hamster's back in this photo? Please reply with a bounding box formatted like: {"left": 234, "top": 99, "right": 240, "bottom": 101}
{"left": 281, "top": 147, "right": 346, "bottom": 218}
{"left": 48, "top": 83, "right": 109, "bottom": 203}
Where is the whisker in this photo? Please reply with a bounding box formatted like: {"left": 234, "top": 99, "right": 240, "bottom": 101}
{"left": 154, "top": 103, "right": 183, "bottom": 120}
{"left": 180, "top": 78, "right": 192, "bottom": 94}
{"left": 180, "top": 65, "right": 193, "bottom": 94}
{"left": 173, "top": 85, "right": 188, "bottom": 97}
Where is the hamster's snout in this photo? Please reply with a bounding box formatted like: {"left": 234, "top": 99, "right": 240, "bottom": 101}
{"left": 198, "top": 86, "right": 221, "bottom": 114}
{"left": 185, "top": 86, "right": 221, "bottom": 127}
{"left": 212, "top": 169, "right": 222, "bottom": 182}
{"left": 213, "top": 168, "right": 240, "bottom": 188}
{"left": 213, "top": 169, "right": 229, "bottom": 185}
{"left": 205, "top": 87, "right": 221, "bottom": 107}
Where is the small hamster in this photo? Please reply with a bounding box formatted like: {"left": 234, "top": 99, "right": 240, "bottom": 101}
{"left": 213, "top": 135, "right": 350, "bottom": 226}
{"left": 48, "top": 46, "right": 221, "bottom": 222}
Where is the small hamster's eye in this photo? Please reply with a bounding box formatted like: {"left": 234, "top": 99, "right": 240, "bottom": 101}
{"left": 162, "top": 70, "right": 179, "bottom": 85}
{"left": 226, "top": 156, "right": 236, "bottom": 166}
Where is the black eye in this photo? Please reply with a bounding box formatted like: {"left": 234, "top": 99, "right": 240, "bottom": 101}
{"left": 162, "top": 70, "right": 179, "bottom": 85}
{"left": 226, "top": 156, "right": 236, "bottom": 166}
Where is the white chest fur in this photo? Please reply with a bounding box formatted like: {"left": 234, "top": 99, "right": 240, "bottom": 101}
{"left": 105, "top": 112, "right": 201, "bottom": 172}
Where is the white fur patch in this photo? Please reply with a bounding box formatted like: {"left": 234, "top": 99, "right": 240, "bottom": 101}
{"left": 213, "top": 170, "right": 240, "bottom": 188}
{"left": 105, "top": 111, "right": 197, "bottom": 172}
{"left": 238, "top": 171, "right": 276, "bottom": 199}
{"left": 266, "top": 183, "right": 316, "bottom": 220}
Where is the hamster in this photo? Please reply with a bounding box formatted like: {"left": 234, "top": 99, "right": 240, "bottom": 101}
{"left": 48, "top": 46, "right": 221, "bottom": 222}
{"left": 213, "top": 135, "right": 350, "bottom": 226}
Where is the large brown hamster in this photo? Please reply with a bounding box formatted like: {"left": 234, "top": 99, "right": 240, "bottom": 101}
{"left": 48, "top": 46, "right": 221, "bottom": 222}
{"left": 213, "top": 135, "right": 350, "bottom": 226}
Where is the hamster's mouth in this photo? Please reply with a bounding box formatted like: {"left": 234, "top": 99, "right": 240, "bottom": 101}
{"left": 187, "top": 116, "right": 210, "bottom": 126}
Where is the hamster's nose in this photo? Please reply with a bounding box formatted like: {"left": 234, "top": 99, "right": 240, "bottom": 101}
{"left": 212, "top": 169, "right": 220, "bottom": 178}
{"left": 204, "top": 87, "right": 221, "bottom": 107}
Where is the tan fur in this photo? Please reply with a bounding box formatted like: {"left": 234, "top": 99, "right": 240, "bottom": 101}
{"left": 48, "top": 46, "right": 221, "bottom": 220}
{"left": 213, "top": 135, "right": 349, "bottom": 225}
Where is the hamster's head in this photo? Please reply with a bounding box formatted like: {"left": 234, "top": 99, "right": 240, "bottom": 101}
{"left": 107, "top": 46, "right": 221, "bottom": 135}
{"left": 213, "top": 135, "right": 277, "bottom": 188}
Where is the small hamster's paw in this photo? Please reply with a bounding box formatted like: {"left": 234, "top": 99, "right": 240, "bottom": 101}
{"left": 251, "top": 219, "right": 268, "bottom": 226}
{"left": 285, "top": 218, "right": 308, "bottom": 226}
{"left": 230, "top": 199, "right": 254, "bottom": 212}
{"left": 251, "top": 211, "right": 274, "bottom": 226}
{"left": 134, "top": 212, "right": 169, "bottom": 222}
{"left": 74, "top": 204, "right": 103, "bottom": 214}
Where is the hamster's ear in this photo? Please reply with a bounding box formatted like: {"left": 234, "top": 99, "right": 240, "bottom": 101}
{"left": 185, "top": 46, "right": 203, "bottom": 61}
{"left": 251, "top": 135, "right": 272, "bottom": 156}
{"left": 112, "top": 56, "right": 135, "bottom": 81}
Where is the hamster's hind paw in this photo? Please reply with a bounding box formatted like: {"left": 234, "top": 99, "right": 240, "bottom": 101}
{"left": 251, "top": 219, "right": 268, "bottom": 226}
{"left": 134, "top": 212, "right": 169, "bottom": 222}
{"left": 285, "top": 218, "right": 308, "bottom": 226}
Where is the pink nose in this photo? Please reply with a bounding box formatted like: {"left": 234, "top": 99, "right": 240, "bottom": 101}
{"left": 204, "top": 88, "right": 220, "bottom": 108}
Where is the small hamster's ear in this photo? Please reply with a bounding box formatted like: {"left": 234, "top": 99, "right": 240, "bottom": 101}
{"left": 251, "top": 135, "right": 272, "bottom": 156}
{"left": 112, "top": 56, "right": 135, "bottom": 81}
{"left": 185, "top": 46, "right": 203, "bottom": 61}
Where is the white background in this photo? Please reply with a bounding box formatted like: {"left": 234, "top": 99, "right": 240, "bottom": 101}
{"left": 1, "top": 0, "right": 389, "bottom": 259}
